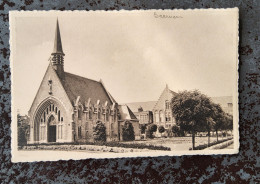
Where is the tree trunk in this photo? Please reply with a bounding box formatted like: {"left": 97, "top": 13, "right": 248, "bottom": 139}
{"left": 192, "top": 130, "right": 195, "bottom": 150}
{"left": 216, "top": 130, "right": 218, "bottom": 142}
{"left": 208, "top": 130, "right": 210, "bottom": 147}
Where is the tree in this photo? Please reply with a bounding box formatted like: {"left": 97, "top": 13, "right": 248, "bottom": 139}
{"left": 211, "top": 103, "right": 225, "bottom": 142}
{"left": 18, "top": 126, "right": 27, "bottom": 146}
{"left": 158, "top": 126, "right": 165, "bottom": 137}
{"left": 93, "top": 121, "right": 106, "bottom": 142}
{"left": 122, "top": 121, "right": 135, "bottom": 141}
{"left": 222, "top": 113, "right": 233, "bottom": 137}
{"left": 146, "top": 124, "right": 157, "bottom": 139}
{"left": 17, "top": 113, "right": 28, "bottom": 146}
{"left": 205, "top": 117, "right": 214, "bottom": 147}
{"left": 226, "top": 114, "right": 233, "bottom": 135}
{"left": 171, "top": 90, "right": 214, "bottom": 150}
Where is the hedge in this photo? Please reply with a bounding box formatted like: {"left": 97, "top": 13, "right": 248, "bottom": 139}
{"left": 192, "top": 137, "right": 233, "bottom": 150}
{"left": 23, "top": 141, "right": 171, "bottom": 151}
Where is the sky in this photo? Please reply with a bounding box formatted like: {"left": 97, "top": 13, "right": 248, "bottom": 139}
{"left": 11, "top": 10, "right": 238, "bottom": 115}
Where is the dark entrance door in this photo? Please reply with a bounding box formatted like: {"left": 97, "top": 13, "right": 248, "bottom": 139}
{"left": 48, "top": 125, "right": 56, "bottom": 142}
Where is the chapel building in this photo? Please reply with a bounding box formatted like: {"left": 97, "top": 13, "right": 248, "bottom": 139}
{"left": 28, "top": 20, "right": 140, "bottom": 144}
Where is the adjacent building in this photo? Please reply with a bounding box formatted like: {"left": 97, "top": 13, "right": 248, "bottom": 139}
{"left": 126, "top": 101, "right": 155, "bottom": 125}
{"left": 127, "top": 85, "right": 233, "bottom": 137}
{"left": 152, "top": 85, "right": 177, "bottom": 134}
{"left": 211, "top": 96, "right": 233, "bottom": 115}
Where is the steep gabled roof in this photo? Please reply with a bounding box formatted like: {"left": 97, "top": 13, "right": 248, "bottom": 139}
{"left": 118, "top": 105, "right": 138, "bottom": 121}
{"left": 210, "top": 96, "right": 232, "bottom": 108}
{"left": 210, "top": 96, "right": 233, "bottom": 115}
{"left": 169, "top": 90, "right": 177, "bottom": 95}
{"left": 62, "top": 72, "right": 116, "bottom": 105}
{"left": 125, "top": 101, "right": 157, "bottom": 112}
{"left": 153, "top": 85, "right": 176, "bottom": 111}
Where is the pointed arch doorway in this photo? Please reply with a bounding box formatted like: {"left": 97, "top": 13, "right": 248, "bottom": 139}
{"left": 48, "top": 115, "right": 57, "bottom": 142}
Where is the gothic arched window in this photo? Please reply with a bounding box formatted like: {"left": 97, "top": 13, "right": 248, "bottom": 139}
{"left": 155, "top": 111, "right": 159, "bottom": 123}
{"left": 58, "top": 110, "right": 60, "bottom": 121}
{"left": 159, "top": 111, "right": 164, "bottom": 122}
{"left": 78, "top": 126, "right": 82, "bottom": 138}
{"left": 44, "top": 112, "right": 46, "bottom": 122}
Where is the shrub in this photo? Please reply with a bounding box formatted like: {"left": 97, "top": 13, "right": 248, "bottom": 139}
{"left": 158, "top": 126, "right": 165, "bottom": 135}
{"left": 171, "top": 125, "right": 179, "bottom": 135}
{"left": 146, "top": 124, "right": 157, "bottom": 139}
{"left": 150, "top": 124, "right": 157, "bottom": 132}
{"left": 171, "top": 125, "right": 184, "bottom": 137}
{"left": 122, "top": 121, "right": 135, "bottom": 141}
{"left": 140, "top": 124, "right": 146, "bottom": 134}
{"left": 93, "top": 121, "right": 106, "bottom": 142}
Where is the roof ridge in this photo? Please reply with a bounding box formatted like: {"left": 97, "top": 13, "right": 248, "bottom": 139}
{"left": 64, "top": 71, "right": 100, "bottom": 83}
{"left": 125, "top": 100, "right": 157, "bottom": 104}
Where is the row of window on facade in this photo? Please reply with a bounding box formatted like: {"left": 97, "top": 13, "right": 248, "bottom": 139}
{"left": 165, "top": 100, "right": 170, "bottom": 109}
{"left": 139, "top": 114, "right": 148, "bottom": 123}
{"left": 40, "top": 104, "right": 63, "bottom": 124}
{"left": 154, "top": 111, "right": 172, "bottom": 123}
{"left": 76, "top": 106, "right": 118, "bottom": 122}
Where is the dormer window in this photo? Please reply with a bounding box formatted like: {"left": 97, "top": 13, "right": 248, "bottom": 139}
{"left": 94, "top": 107, "right": 98, "bottom": 113}
{"left": 98, "top": 108, "right": 101, "bottom": 119}
{"left": 89, "top": 110, "right": 92, "bottom": 120}
{"left": 78, "top": 109, "right": 82, "bottom": 120}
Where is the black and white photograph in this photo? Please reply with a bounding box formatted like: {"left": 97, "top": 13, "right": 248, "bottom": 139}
{"left": 10, "top": 9, "right": 239, "bottom": 162}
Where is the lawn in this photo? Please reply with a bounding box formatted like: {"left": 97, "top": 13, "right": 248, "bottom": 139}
{"left": 124, "top": 136, "right": 232, "bottom": 151}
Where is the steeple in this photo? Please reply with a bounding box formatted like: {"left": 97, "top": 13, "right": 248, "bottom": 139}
{"left": 51, "top": 19, "right": 65, "bottom": 80}
{"left": 52, "top": 19, "right": 64, "bottom": 55}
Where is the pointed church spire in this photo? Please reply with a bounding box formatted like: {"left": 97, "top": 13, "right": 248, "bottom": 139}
{"left": 51, "top": 19, "right": 65, "bottom": 80}
{"left": 52, "top": 19, "right": 64, "bottom": 55}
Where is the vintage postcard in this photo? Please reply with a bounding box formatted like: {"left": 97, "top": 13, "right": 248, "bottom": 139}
{"left": 10, "top": 9, "right": 239, "bottom": 162}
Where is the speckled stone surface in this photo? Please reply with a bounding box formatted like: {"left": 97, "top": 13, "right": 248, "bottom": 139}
{"left": 0, "top": 0, "right": 259, "bottom": 183}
